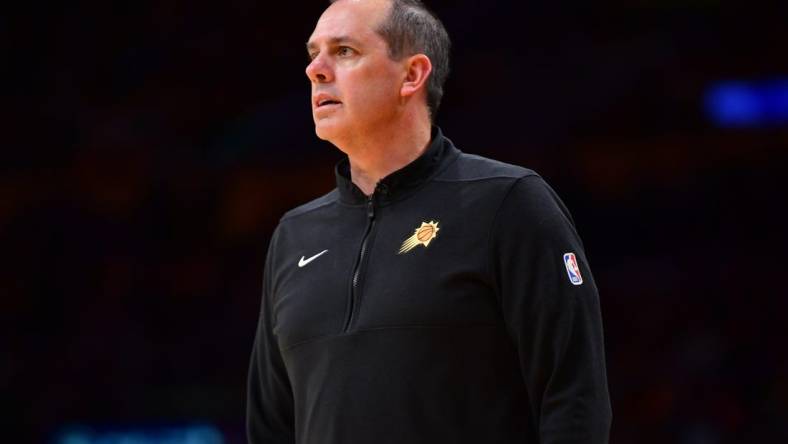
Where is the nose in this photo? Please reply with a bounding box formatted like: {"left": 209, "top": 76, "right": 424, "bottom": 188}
{"left": 306, "top": 53, "right": 332, "bottom": 83}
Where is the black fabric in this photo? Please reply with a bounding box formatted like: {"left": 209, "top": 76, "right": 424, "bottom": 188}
{"left": 247, "top": 128, "right": 612, "bottom": 444}
{"left": 334, "top": 126, "right": 458, "bottom": 205}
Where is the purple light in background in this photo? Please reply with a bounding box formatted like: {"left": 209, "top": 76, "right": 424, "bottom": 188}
{"left": 53, "top": 424, "right": 225, "bottom": 444}
{"left": 705, "top": 78, "right": 788, "bottom": 127}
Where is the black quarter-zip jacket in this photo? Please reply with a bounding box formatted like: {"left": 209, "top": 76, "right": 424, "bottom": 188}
{"left": 247, "top": 127, "right": 612, "bottom": 444}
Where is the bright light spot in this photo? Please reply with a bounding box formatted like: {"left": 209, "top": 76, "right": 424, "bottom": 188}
{"left": 705, "top": 78, "right": 788, "bottom": 127}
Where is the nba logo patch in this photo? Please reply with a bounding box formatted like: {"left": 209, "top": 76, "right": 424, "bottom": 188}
{"left": 563, "top": 252, "right": 583, "bottom": 285}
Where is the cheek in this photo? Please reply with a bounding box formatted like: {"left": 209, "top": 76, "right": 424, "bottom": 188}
{"left": 350, "top": 70, "right": 401, "bottom": 112}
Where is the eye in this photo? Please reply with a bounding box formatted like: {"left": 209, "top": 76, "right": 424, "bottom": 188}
{"left": 307, "top": 51, "right": 319, "bottom": 61}
{"left": 337, "top": 46, "right": 355, "bottom": 57}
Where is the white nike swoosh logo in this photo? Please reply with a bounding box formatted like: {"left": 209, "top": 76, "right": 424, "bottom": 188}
{"left": 298, "top": 250, "right": 329, "bottom": 267}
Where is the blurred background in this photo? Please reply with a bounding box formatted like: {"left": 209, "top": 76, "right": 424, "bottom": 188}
{"left": 4, "top": 0, "right": 788, "bottom": 443}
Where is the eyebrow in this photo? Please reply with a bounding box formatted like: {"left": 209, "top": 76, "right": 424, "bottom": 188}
{"left": 306, "top": 36, "right": 364, "bottom": 52}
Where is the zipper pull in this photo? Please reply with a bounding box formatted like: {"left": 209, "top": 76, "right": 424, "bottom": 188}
{"left": 366, "top": 196, "right": 375, "bottom": 219}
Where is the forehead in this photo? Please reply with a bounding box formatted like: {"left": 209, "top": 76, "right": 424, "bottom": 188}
{"left": 307, "top": 0, "right": 390, "bottom": 48}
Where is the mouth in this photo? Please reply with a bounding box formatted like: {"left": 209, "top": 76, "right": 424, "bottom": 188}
{"left": 317, "top": 100, "right": 341, "bottom": 108}
{"left": 314, "top": 95, "right": 342, "bottom": 109}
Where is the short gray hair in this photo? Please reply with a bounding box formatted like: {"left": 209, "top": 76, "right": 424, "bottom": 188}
{"left": 330, "top": 0, "right": 451, "bottom": 119}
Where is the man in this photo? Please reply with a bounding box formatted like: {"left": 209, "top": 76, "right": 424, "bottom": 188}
{"left": 247, "top": 0, "right": 612, "bottom": 443}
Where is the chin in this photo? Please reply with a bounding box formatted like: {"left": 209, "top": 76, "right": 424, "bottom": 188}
{"left": 314, "top": 124, "right": 333, "bottom": 142}
{"left": 314, "top": 119, "right": 349, "bottom": 145}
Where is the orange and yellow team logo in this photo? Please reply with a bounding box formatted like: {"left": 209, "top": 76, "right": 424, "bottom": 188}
{"left": 398, "top": 221, "right": 440, "bottom": 254}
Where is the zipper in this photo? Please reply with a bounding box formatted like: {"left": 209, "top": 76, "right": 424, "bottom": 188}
{"left": 343, "top": 194, "right": 377, "bottom": 332}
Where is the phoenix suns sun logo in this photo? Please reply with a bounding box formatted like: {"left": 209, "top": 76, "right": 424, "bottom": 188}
{"left": 398, "top": 221, "right": 440, "bottom": 254}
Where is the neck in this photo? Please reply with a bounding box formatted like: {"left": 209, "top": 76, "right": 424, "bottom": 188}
{"left": 343, "top": 116, "right": 432, "bottom": 196}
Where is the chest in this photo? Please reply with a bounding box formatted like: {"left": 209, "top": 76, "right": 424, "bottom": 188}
{"left": 270, "top": 197, "right": 501, "bottom": 351}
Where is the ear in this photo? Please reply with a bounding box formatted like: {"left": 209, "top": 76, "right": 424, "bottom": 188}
{"left": 400, "top": 54, "right": 432, "bottom": 99}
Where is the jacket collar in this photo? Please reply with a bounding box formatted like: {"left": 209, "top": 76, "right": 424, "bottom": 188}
{"left": 334, "top": 126, "right": 459, "bottom": 205}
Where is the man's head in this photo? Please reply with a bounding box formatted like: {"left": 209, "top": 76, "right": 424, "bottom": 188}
{"left": 306, "top": 0, "right": 450, "bottom": 144}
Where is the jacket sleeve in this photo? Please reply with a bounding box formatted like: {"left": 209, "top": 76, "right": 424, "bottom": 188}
{"left": 247, "top": 227, "right": 295, "bottom": 443}
{"left": 490, "top": 175, "right": 612, "bottom": 444}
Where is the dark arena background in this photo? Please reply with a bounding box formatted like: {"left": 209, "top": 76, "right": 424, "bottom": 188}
{"left": 4, "top": 1, "right": 788, "bottom": 443}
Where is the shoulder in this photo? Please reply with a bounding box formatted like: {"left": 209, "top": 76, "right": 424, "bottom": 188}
{"left": 436, "top": 147, "right": 574, "bottom": 227}
{"left": 436, "top": 151, "right": 539, "bottom": 183}
{"left": 279, "top": 188, "right": 339, "bottom": 223}
{"left": 435, "top": 150, "right": 557, "bottom": 210}
{"left": 493, "top": 173, "right": 578, "bottom": 237}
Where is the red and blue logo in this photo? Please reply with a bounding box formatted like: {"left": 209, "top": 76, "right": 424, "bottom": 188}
{"left": 563, "top": 252, "right": 583, "bottom": 285}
